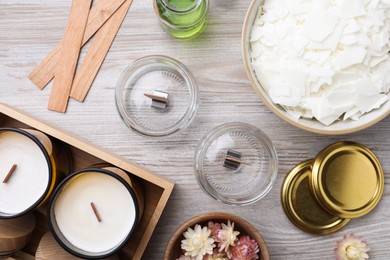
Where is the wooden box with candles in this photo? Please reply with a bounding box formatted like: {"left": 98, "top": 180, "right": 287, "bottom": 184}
{"left": 0, "top": 103, "right": 174, "bottom": 259}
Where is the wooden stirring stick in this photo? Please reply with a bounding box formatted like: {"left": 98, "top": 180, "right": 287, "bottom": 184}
{"left": 90, "top": 202, "right": 102, "bottom": 222}
{"left": 47, "top": 0, "right": 92, "bottom": 112}
{"left": 2, "top": 164, "right": 17, "bottom": 183}
{"left": 83, "top": 0, "right": 126, "bottom": 44}
{"left": 28, "top": 0, "right": 126, "bottom": 90}
{"left": 70, "top": 0, "right": 134, "bottom": 102}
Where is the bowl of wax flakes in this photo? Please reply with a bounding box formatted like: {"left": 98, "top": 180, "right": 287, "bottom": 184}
{"left": 242, "top": 0, "right": 390, "bottom": 134}
{"left": 164, "top": 212, "right": 269, "bottom": 260}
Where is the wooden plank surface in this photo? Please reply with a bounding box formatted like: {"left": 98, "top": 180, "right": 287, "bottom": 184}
{"left": 1, "top": 0, "right": 390, "bottom": 259}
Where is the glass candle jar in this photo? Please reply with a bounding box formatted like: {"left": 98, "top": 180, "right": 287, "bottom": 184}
{"left": 48, "top": 168, "right": 140, "bottom": 259}
{"left": 154, "top": 0, "right": 209, "bottom": 38}
{"left": 194, "top": 123, "right": 278, "bottom": 206}
{"left": 0, "top": 127, "right": 69, "bottom": 219}
{"left": 115, "top": 55, "right": 200, "bottom": 137}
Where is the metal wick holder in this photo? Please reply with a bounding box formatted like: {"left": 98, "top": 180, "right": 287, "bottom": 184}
{"left": 144, "top": 90, "right": 170, "bottom": 110}
{"left": 224, "top": 149, "right": 250, "bottom": 170}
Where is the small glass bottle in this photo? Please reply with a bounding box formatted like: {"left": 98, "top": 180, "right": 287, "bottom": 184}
{"left": 154, "top": 0, "right": 209, "bottom": 39}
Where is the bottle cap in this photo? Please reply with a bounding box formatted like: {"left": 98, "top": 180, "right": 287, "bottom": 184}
{"left": 281, "top": 160, "right": 349, "bottom": 234}
{"left": 311, "top": 141, "right": 384, "bottom": 219}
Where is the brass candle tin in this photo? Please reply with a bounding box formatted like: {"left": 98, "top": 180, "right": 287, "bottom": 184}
{"left": 282, "top": 142, "right": 384, "bottom": 234}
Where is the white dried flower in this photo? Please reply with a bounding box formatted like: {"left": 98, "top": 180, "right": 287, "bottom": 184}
{"left": 181, "top": 224, "right": 215, "bottom": 260}
{"left": 214, "top": 220, "right": 240, "bottom": 253}
{"left": 334, "top": 233, "right": 370, "bottom": 260}
{"left": 177, "top": 255, "right": 195, "bottom": 260}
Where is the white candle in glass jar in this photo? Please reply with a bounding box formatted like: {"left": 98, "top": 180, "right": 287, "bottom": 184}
{"left": 0, "top": 130, "right": 50, "bottom": 216}
{"left": 53, "top": 171, "right": 137, "bottom": 254}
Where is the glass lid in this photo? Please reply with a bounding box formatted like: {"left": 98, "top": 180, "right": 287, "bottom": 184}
{"left": 115, "top": 55, "right": 199, "bottom": 137}
{"left": 194, "top": 123, "right": 278, "bottom": 206}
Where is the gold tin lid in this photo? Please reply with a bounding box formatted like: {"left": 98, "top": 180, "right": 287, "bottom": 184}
{"left": 311, "top": 141, "right": 384, "bottom": 219}
{"left": 281, "top": 160, "right": 349, "bottom": 234}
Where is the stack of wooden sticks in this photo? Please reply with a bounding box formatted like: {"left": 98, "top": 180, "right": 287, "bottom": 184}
{"left": 29, "top": 0, "right": 133, "bottom": 113}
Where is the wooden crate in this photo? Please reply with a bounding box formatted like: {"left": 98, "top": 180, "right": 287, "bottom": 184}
{"left": 0, "top": 103, "right": 174, "bottom": 259}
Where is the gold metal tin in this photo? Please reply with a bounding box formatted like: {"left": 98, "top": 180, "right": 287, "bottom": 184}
{"left": 311, "top": 141, "right": 384, "bottom": 219}
{"left": 281, "top": 160, "right": 349, "bottom": 234}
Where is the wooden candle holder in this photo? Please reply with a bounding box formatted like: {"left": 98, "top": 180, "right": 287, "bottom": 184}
{"left": 36, "top": 233, "right": 119, "bottom": 260}
{"left": 0, "top": 213, "right": 36, "bottom": 256}
{"left": 0, "top": 103, "right": 174, "bottom": 259}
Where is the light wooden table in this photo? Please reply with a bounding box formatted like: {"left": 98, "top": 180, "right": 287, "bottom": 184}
{"left": 1, "top": 0, "right": 389, "bottom": 259}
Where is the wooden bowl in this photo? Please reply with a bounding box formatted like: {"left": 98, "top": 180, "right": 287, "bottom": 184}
{"left": 242, "top": 0, "right": 390, "bottom": 135}
{"left": 164, "top": 212, "right": 269, "bottom": 260}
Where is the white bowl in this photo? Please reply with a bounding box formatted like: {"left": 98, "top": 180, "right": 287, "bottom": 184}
{"left": 242, "top": 0, "right": 390, "bottom": 135}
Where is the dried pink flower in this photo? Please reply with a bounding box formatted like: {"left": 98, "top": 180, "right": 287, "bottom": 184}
{"left": 208, "top": 221, "right": 222, "bottom": 237}
{"left": 214, "top": 220, "right": 240, "bottom": 253}
{"left": 179, "top": 220, "right": 260, "bottom": 260}
{"left": 334, "top": 233, "right": 370, "bottom": 260}
{"left": 230, "top": 235, "right": 260, "bottom": 260}
{"left": 202, "top": 249, "right": 229, "bottom": 260}
{"left": 177, "top": 255, "right": 195, "bottom": 260}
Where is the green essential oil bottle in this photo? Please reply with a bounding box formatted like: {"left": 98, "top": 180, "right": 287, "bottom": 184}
{"left": 154, "top": 0, "right": 208, "bottom": 39}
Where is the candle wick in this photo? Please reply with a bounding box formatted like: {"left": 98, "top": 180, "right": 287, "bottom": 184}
{"left": 225, "top": 156, "right": 252, "bottom": 166}
{"left": 90, "top": 202, "right": 102, "bottom": 222}
{"left": 2, "top": 164, "right": 17, "bottom": 183}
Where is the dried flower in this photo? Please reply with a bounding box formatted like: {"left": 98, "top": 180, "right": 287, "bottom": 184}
{"left": 202, "top": 249, "right": 229, "bottom": 260}
{"left": 179, "top": 220, "right": 260, "bottom": 260}
{"left": 214, "top": 220, "right": 240, "bottom": 253}
{"left": 230, "top": 235, "right": 260, "bottom": 260}
{"left": 208, "top": 221, "right": 222, "bottom": 236}
{"left": 334, "top": 233, "right": 370, "bottom": 260}
{"left": 181, "top": 224, "right": 215, "bottom": 260}
{"left": 177, "top": 255, "right": 195, "bottom": 260}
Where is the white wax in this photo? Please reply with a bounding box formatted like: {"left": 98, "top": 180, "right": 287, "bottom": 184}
{"left": 54, "top": 172, "right": 137, "bottom": 253}
{"left": 0, "top": 131, "right": 49, "bottom": 215}
{"left": 250, "top": 0, "right": 390, "bottom": 125}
